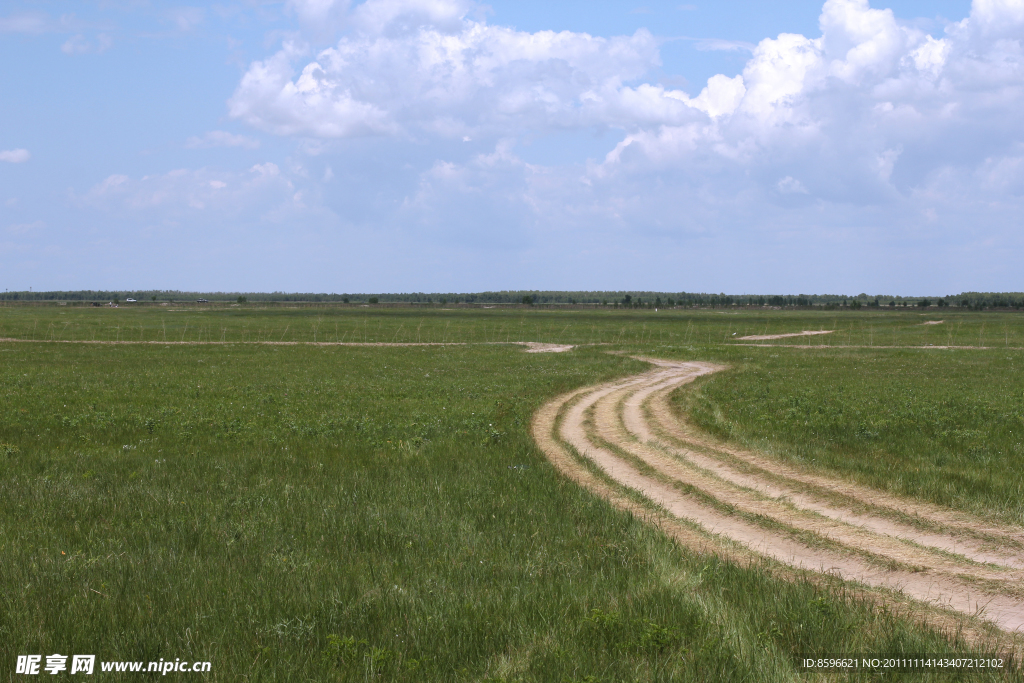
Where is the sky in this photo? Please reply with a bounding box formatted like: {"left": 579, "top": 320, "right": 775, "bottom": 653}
{"left": 2, "top": 0, "right": 1022, "bottom": 296}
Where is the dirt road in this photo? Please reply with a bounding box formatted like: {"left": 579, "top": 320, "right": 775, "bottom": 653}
{"left": 532, "top": 358, "right": 1024, "bottom": 634}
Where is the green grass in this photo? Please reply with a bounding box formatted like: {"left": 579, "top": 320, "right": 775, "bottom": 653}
{"left": 3, "top": 304, "right": 1024, "bottom": 348}
{"left": 2, "top": 306, "right": 1022, "bottom": 681}
{"left": 673, "top": 347, "right": 1024, "bottom": 526}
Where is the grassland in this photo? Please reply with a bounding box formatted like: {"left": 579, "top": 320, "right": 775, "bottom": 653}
{"left": 677, "top": 347, "right": 1024, "bottom": 526}
{"left": 2, "top": 303, "right": 1023, "bottom": 348}
{"left": 2, "top": 305, "right": 1022, "bottom": 681}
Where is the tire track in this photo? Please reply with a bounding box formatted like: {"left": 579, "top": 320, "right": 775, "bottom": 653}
{"left": 533, "top": 358, "right": 1024, "bottom": 634}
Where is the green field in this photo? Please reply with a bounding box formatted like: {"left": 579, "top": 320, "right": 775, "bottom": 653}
{"left": 2, "top": 306, "right": 1021, "bottom": 681}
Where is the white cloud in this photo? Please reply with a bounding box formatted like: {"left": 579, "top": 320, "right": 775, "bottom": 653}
{"left": 61, "top": 33, "right": 113, "bottom": 55}
{"left": 230, "top": 0, "right": 665, "bottom": 139}
{"left": 196, "top": 0, "right": 1024, "bottom": 293}
{"left": 970, "top": 0, "right": 1024, "bottom": 33}
{"left": 589, "top": 0, "right": 1024, "bottom": 208}
{"left": 777, "top": 176, "right": 809, "bottom": 194}
{"left": 0, "top": 149, "right": 30, "bottom": 163}
{"left": 694, "top": 39, "right": 756, "bottom": 52}
{"left": 0, "top": 12, "right": 50, "bottom": 33}
{"left": 185, "top": 130, "right": 261, "bottom": 149}
{"left": 286, "top": 0, "right": 351, "bottom": 41}
{"left": 80, "top": 164, "right": 307, "bottom": 219}
{"left": 231, "top": 0, "right": 1024, "bottom": 207}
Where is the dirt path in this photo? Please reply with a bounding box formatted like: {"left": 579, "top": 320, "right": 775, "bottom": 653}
{"left": 0, "top": 338, "right": 574, "bottom": 350}
{"left": 518, "top": 342, "right": 576, "bottom": 353}
{"left": 735, "top": 330, "right": 834, "bottom": 340}
{"left": 532, "top": 358, "right": 1024, "bottom": 635}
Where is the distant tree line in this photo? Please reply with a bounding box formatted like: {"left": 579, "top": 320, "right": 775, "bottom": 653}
{"left": 2, "top": 289, "right": 1023, "bottom": 310}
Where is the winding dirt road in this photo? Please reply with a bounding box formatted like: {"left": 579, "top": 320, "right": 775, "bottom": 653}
{"left": 532, "top": 358, "right": 1024, "bottom": 634}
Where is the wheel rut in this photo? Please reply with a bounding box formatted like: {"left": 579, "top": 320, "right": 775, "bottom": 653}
{"left": 532, "top": 358, "right": 1024, "bottom": 634}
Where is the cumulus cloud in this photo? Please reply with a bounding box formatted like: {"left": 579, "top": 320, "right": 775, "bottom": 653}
{"left": 230, "top": 0, "right": 1024, "bottom": 207}
{"left": 230, "top": 0, "right": 670, "bottom": 139}
{"left": 0, "top": 149, "right": 30, "bottom": 163}
{"left": 185, "top": 130, "right": 261, "bottom": 149}
{"left": 212, "top": 0, "right": 1024, "bottom": 292}
{"left": 596, "top": 0, "right": 1024, "bottom": 207}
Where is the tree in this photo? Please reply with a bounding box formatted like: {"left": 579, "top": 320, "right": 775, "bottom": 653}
{"left": 151, "top": 295, "right": 157, "bottom": 301}
{"left": 522, "top": 295, "right": 533, "bottom": 305}
{"left": 368, "top": 296, "right": 379, "bottom": 304}
{"left": 237, "top": 296, "right": 247, "bottom": 304}
{"left": 917, "top": 298, "right": 930, "bottom": 308}
{"left": 622, "top": 294, "right": 632, "bottom": 306}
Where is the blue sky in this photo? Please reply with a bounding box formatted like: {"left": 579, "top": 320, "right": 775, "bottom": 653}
{"left": 3, "top": 0, "right": 1021, "bottom": 296}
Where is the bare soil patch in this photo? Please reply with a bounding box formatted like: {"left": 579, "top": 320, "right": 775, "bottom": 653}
{"left": 519, "top": 342, "right": 576, "bottom": 353}
{"left": 735, "top": 330, "right": 834, "bottom": 341}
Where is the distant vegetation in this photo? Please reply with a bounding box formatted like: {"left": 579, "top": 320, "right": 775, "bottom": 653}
{"left": 3, "top": 289, "right": 1024, "bottom": 309}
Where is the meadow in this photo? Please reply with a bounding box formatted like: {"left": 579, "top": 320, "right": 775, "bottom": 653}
{"left": 2, "top": 304, "right": 1022, "bottom": 681}
{"left": 2, "top": 302, "right": 1022, "bottom": 348}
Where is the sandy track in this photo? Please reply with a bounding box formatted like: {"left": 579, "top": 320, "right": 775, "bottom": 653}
{"left": 532, "top": 359, "right": 1024, "bottom": 634}
{"left": 735, "top": 330, "right": 834, "bottom": 340}
{"left": 0, "top": 338, "right": 581, "bottom": 351}
{"left": 518, "top": 342, "right": 576, "bottom": 353}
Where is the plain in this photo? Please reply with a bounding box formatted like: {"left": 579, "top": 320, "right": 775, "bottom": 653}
{"left": 1, "top": 305, "right": 1022, "bottom": 681}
